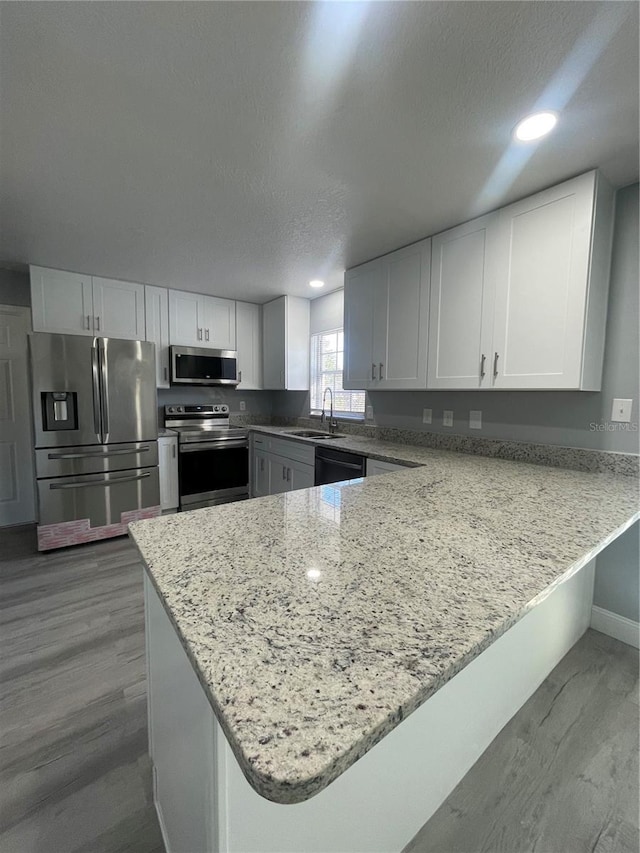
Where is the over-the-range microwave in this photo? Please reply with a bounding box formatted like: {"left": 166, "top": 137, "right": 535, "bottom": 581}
{"left": 170, "top": 346, "right": 239, "bottom": 386}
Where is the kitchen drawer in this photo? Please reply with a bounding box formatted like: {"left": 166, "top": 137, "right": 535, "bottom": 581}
{"left": 35, "top": 441, "right": 159, "bottom": 478}
{"left": 268, "top": 437, "right": 315, "bottom": 466}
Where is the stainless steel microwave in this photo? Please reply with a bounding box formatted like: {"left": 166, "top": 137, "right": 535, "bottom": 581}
{"left": 170, "top": 346, "right": 239, "bottom": 386}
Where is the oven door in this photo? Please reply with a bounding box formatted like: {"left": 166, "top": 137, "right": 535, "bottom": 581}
{"left": 179, "top": 439, "right": 249, "bottom": 508}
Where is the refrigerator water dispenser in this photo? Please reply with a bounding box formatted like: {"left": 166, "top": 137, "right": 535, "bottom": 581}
{"left": 41, "top": 391, "right": 78, "bottom": 431}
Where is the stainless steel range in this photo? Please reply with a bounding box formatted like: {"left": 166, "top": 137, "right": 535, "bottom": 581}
{"left": 164, "top": 404, "right": 249, "bottom": 510}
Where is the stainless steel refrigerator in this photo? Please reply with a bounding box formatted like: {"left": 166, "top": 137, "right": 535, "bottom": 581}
{"left": 29, "top": 333, "right": 160, "bottom": 550}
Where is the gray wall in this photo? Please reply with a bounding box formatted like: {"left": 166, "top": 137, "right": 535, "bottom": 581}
{"left": 594, "top": 522, "right": 639, "bottom": 623}
{"left": 0, "top": 268, "right": 30, "bottom": 306}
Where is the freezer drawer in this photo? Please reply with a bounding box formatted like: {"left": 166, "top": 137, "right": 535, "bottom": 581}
{"left": 37, "top": 466, "right": 160, "bottom": 526}
{"left": 35, "top": 441, "right": 159, "bottom": 479}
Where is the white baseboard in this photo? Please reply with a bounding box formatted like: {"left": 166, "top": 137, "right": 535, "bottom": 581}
{"left": 591, "top": 606, "right": 640, "bottom": 649}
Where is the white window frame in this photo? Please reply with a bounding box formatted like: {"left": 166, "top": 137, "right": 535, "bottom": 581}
{"left": 309, "top": 328, "right": 365, "bottom": 420}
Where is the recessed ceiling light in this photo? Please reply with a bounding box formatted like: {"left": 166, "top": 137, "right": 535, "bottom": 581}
{"left": 514, "top": 111, "right": 558, "bottom": 142}
{"left": 309, "top": 279, "right": 325, "bottom": 288}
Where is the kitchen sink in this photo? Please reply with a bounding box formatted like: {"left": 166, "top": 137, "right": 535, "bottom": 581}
{"left": 286, "top": 430, "right": 345, "bottom": 439}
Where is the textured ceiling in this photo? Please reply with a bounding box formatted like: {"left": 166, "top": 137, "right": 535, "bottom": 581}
{"left": 1, "top": 1, "right": 638, "bottom": 302}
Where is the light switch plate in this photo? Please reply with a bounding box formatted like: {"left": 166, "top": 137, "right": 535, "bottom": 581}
{"left": 422, "top": 408, "right": 432, "bottom": 424}
{"left": 611, "top": 398, "right": 632, "bottom": 423}
{"left": 443, "top": 410, "right": 454, "bottom": 428}
{"left": 469, "top": 410, "right": 482, "bottom": 429}
{"left": 366, "top": 405, "right": 374, "bottom": 421}
{"left": 239, "top": 401, "right": 246, "bottom": 411}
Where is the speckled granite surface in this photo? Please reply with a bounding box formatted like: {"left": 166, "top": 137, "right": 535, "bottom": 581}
{"left": 129, "top": 448, "right": 639, "bottom": 805}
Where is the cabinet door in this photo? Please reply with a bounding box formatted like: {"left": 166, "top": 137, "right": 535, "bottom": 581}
{"left": 236, "top": 302, "right": 262, "bottom": 389}
{"left": 252, "top": 450, "right": 269, "bottom": 497}
{"left": 169, "top": 290, "right": 202, "bottom": 346}
{"left": 30, "top": 266, "right": 94, "bottom": 336}
{"left": 92, "top": 277, "right": 146, "bottom": 340}
{"left": 428, "top": 216, "right": 497, "bottom": 389}
{"left": 287, "top": 459, "right": 315, "bottom": 491}
{"left": 268, "top": 454, "right": 290, "bottom": 494}
{"left": 203, "top": 297, "right": 236, "bottom": 349}
{"left": 262, "top": 298, "right": 286, "bottom": 390}
{"left": 374, "top": 239, "right": 431, "bottom": 389}
{"left": 145, "top": 286, "right": 170, "bottom": 387}
{"left": 491, "top": 172, "right": 596, "bottom": 390}
{"left": 158, "top": 437, "right": 179, "bottom": 511}
{"left": 343, "top": 261, "right": 379, "bottom": 389}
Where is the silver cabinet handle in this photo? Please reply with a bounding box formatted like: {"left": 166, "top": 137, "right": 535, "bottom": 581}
{"left": 379, "top": 363, "right": 384, "bottom": 380}
{"left": 286, "top": 467, "right": 291, "bottom": 483}
{"left": 164, "top": 366, "right": 168, "bottom": 382}
{"left": 260, "top": 458, "right": 265, "bottom": 472}
{"left": 238, "top": 370, "right": 242, "bottom": 383}
{"left": 493, "top": 352, "right": 499, "bottom": 378}
{"left": 371, "top": 363, "right": 376, "bottom": 381}
{"left": 205, "top": 329, "right": 210, "bottom": 342}
{"left": 282, "top": 465, "right": 287, "bottom": 481}
{"left": 86, "top": 314, "right": 91, "bottom": 330}
{"left": 95, "top": 316, "right": 100, "bottom": 331}
{"left": 172, "top": 443, "right": 176, "bottom": 458}
{"left": 48, "top": 446, "right": 149, "bottom": 460}
{"left": 198, "top": 328, "right": 203, "bottom": 341}
{"left": 480, "top": 353, "right": 486, "bottom": 378}
{"left": 50, "top": 472, "right": 150, "bottom": 490}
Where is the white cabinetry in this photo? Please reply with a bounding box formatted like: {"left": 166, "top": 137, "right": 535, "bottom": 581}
{"left": 169, "top": 290, "right": 236, "bottom": 350}
{"left": 366, "top": 459, "right": 411, "bottom": 477}
{"left": 262, "top": 296, "right": 310, "bottom": 390}
{"left": 427, "top": 170, "right": 614, "bottom": 391}
{"left": 144, "top": 285, "right": 171, "bottom": 388}
{"left": 344, "top": 239, "right": 431, "bottom": 390}
{"left": 236, "top": 301, "right": 262, "bottom": 389}
{"left": 30, "top": 267, "right": 145, "bottom": 340}
{"left": 250, "top": 433, "right": 315, "bottom": 497}
{"left": 158, "top": 434, "right": 179, "bottom": 512}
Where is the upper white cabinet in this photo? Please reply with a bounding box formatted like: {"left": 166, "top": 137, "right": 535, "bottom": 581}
{"left": 91, "top": 277, "right": 146, "bottom": 340}
{"left": 344, "top": 238, "right": 431, "bottom": 390}
{"left": 427, "top": 170, "right": 615, "bottom": 391}
{"left": 236, "top": 301, "right": 262, "bottom": 389}
{"left": 168, "top": 290, "right": 236, "bottom": 350}
{"left": 145, "top": 285, "right": 170, "bottom": 388}
{"left": 31, "top": 267, "right": 145, "bottom": 340}
{"left": 262, "top": 296, "right": 310, "bottom": 390}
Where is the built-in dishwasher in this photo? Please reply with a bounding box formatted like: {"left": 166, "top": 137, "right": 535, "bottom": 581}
{"left": 314, "top": 446, "right": 366, "bottom": 485}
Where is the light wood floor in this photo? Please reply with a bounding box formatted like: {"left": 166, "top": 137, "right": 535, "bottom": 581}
{"left": 1, "top": 525, "right": 638, "bottom": 853}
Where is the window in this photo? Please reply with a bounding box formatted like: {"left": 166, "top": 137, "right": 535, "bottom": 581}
{"left": 310, "top": 329, "right": 365, "bottom": 418}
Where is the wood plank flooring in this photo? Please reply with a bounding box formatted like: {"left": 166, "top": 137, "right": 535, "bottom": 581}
{"left": 1, "top": 524, "right": 638, "bottom": 853}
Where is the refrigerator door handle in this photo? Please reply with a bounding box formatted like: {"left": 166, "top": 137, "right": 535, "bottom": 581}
{"left": 49, "top": 472, "right": 151, "bottom": 490}
{"left": 91, "top": 344, "right": 103, "bottom": 442}
{"left": 98, "top": 339, "right": 110, "bottom": 442}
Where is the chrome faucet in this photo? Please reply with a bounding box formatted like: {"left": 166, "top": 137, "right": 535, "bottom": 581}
{"left": 321, "top": 387, "right": 337, "bottom": 433}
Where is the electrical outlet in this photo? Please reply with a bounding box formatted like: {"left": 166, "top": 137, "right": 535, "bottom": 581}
{"left": 422, "top": 408, "right": 432, "bottom": 424}
{"left": 366, "top": 405, "right": 374, "bottom": 420}
{"left": 469, "top": 410, "right": 482, "bottom": 429}
{"left": 611, "top": 398, "right": 632, "bottom": 423}
{"left": 443, "top": 410, "right": 454, "bottom": 427}
{"left": 239, "top": 401, "right": 246, "bottom": 412}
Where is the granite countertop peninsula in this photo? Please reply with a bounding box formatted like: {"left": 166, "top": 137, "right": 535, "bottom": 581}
{"left": 129, "top": 448, "right": 639, "bottom": 806}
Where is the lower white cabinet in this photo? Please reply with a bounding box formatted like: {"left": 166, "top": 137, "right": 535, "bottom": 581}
{"left": 250, "top": 434, "right": 315, "bottom": 497}
{"left": 158, "top": 435, "right": 179, "bottom": 512}
{"left": 366, "top": 459, "right": 411, "bottom": 477}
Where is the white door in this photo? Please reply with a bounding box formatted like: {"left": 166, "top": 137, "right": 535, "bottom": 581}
{"left": 92, "top": 277, "right": 146, "bottom": 340}
{"left": 262, "top": 298, "right": 286, "bottom": 390}
{"left": 343, "top": 261, "right": 379, "bottom": 390}
{"left": 0, "top": 306, "right": 36, "bottom": 525}
{"left": 375, "top": 239, "right": 431, "bottom": 390}
{"left": 428, "top": 215, "right": 498, "bottom": 389}
{"left": 252, "top": 450, "right": 269, "bottom": 497}
{"left": 268, "top": 454, "right": 290, "bottom": 494}
{"left": 30, "top": 266, "right": 94, "bottom": 336}
{"left": 236, "top": 302, "right": 262, "bottom": 389}
{"left": 145, "top": 285, "right": 171, "bottom": 387}
{"left": 287, "top": 460, "right": 315, "bottom": 491}
{"left": 203, "top": 297, "right": 236, "bottom": 349}
{"left": 169, "top": 290, "right": 202, "bottom": 346}
{"left": 491, "top": 172, "right": 596, "bottom": 390}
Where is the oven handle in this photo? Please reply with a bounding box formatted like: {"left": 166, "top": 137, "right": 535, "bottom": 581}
{"left": 179, "top": 440, "right": 248, "bottom": 453}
